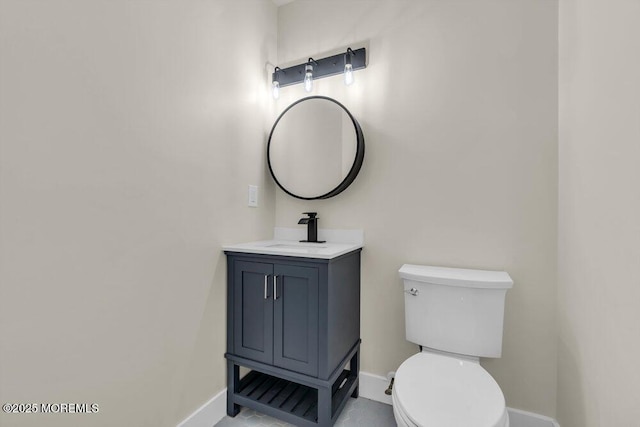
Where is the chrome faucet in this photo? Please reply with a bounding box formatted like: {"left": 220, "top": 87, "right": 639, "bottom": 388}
{"left": 298, "top": 212, "right": 325, "bottom": 243}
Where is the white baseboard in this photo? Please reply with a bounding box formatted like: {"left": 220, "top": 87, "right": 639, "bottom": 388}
{"left": 177, "top": 371, "right": 560, "bottom": 427}
{"left": 177, "top": 388, "right": 226, "bottom": 427}
{"left": 507, "top": 407, "right": 561, "bottom": 427}
{"left": 357, "top": 371, "right": 393, "bottom": 405}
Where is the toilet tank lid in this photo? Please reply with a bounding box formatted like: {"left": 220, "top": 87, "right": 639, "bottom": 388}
{"left": 399, "top": 264, "right": 513, "bottom": 289}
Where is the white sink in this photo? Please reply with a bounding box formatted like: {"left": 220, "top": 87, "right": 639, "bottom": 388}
{"left": 223, "top": 239, "right": 361, "bottom": 259}
{"left": 266, "top": 243, "right": 328, "bottom": 249}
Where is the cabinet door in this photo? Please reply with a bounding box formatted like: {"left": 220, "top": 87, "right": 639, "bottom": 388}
{"left": 273, "top": 264, "right": 319, "bottom": 377}
{"left": 233, "top": 260, "right": 273, "bottom": 364}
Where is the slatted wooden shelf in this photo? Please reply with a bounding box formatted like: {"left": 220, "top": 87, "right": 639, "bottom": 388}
{"left": 237, "top": 369, "right": 357, "bottom": 424}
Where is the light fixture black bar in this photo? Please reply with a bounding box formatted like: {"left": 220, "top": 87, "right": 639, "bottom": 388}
{"left": 272, "top": 47, "right": 366, "bottom": 88}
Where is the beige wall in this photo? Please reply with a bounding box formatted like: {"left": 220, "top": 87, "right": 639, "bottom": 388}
{"left": 558, "top": 0, "right": 640, "bottom": 426}
{"left": 0, "top": 1, "right": 276, "bottom": 426}
{"left": 275, "top": 0, "right": 558, "bottom": 416}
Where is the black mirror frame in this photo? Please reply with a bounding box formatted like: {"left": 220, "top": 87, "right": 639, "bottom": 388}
{"left": 267, "top": 96, "right": 365, "bottom": 200}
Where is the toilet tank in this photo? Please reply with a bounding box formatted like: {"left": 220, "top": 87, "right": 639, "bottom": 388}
{"left": 399, "top": 264, "right": 513, "bottom": 358}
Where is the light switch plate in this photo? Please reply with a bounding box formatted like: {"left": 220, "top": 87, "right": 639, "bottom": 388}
{"left": 248, "top": 185, "right": 258, "bottom": 207}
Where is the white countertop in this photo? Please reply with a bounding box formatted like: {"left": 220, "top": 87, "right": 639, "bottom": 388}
{"left": 222, "top": 240, "right": 363, "bottom": 259}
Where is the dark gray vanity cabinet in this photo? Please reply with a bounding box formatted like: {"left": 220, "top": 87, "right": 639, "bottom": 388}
{"left": 232, "top": 260, "right": 319, "bottom": 376}
{"left": 225, "top": 250, "right": 361, "bottom": 427}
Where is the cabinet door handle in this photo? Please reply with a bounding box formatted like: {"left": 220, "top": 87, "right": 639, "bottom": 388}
{"left": 264, "top": 275, "right": 269, "bottom": 299}
{"left": 273, "top": 275, "right": 278, "bottom": 300}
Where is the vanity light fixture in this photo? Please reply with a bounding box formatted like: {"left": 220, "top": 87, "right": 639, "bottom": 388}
{"left": 344, "top": 48, "right": 355, "bottom": 86}
{"left": 271, "top": 47, "right": 366, "bottom": 96}
{"left": 272, "top": 67, "right": 282, "bottom": 99}
{"left": 303, "top": 59, "right": 316, "bottom": 93}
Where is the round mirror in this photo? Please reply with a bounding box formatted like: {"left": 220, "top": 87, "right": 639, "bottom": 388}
{"left": 267, "top": 96, "right": 365, "bottom": 200}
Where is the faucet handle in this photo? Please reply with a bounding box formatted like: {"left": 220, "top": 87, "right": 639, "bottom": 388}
{"left": 302, "top": 212, "right": 318, "bottom": 218}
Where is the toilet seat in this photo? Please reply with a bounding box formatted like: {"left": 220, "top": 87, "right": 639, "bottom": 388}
{"left": 393, "top": 351, "right": 508, "bottom": 427}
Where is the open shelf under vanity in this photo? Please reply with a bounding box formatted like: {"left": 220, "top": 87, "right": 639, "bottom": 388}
{"left": 234, "top": 368, "right": 357, "bottom": 425}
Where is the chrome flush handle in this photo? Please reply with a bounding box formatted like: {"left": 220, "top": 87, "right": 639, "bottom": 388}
{"left": 405, "top": 287, "right": 419, "bottom": 296}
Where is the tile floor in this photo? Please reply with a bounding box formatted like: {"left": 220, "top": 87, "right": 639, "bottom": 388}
{"left": 214, "top": 397, "right": 395, "bottom": 427}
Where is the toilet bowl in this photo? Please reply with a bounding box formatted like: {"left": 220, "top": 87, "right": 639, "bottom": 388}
{"left": 392, "top": 350, "right": 508, "bottom": 427}
{"left": 395, "top": 264, "right": 513, "bottom": 427}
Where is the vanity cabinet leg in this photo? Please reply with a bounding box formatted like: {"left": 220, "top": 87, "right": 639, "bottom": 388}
{"left": 350, "top": 348, "right": 360, "bottom": 398}
{"left": 317, "top": 386, "right": 332, "bottom": 427}
{"left": 226, "top": 361, "right": 240, "bottom": 417}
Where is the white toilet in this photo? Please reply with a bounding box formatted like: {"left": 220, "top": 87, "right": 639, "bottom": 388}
{"left": 393, "top": 264, "right": 514, "bottom": 427}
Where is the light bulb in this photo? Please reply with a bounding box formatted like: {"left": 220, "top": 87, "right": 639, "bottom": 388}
{"left": 304, "top": 64, "right": 313, "bottom": 93}
{"left": 272, "top": 80, "right": 280, "bottom": 99}
{"left": 344, "top": 63, "right": 354, "bottom": 86}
